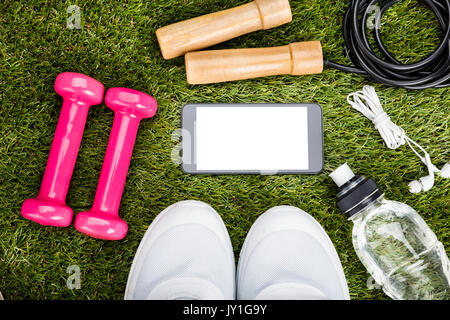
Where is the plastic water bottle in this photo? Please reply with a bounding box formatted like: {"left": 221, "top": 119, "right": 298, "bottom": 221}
{"left": 330, "top": 163, "right": 450, "bottom": 300}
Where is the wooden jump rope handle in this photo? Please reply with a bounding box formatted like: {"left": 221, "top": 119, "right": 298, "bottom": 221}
{"left": 156, "top": 0, "right": 292, "bottom": 59}
{"left": 185, "top": 41, "right": 324, "bottom": 84}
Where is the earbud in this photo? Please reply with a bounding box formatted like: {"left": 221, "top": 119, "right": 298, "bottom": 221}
{"left": 408, "top": 175, "right": 435, "bottom": 193}
{"left": 408, "top": 160, "right": 449, "bottom": 194}
{"left": 440, "top": 163, "right": 450, "bottom": 179}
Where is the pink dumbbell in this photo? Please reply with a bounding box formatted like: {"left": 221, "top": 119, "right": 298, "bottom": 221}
{"left": 74, "top": 88, "right": 157, "bottom": 240}
{"left": 21, "top": 72, "right": 104, "bottom": 227}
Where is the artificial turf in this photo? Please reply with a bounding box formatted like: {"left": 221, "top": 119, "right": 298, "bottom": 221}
{"left": 0, "top": 0, "right": 448, "bottom": 300}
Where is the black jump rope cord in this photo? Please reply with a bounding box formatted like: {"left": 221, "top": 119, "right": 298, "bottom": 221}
{"left": 325, "top": 0, "right": 450, "bottom": 89}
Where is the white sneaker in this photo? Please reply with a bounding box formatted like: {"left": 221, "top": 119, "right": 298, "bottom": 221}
{"left": 237, "top": 206, "right": 350, "bottom": 300}
{"left": 125, "top": 200, "right": 235, "bottom": 300}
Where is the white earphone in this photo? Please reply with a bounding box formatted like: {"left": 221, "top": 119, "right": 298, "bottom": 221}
{"left": 347, "top": 85, "right": 449, "bottom": 194}
{"left": 409, "top": 162, "right": 450, "bottom": 193}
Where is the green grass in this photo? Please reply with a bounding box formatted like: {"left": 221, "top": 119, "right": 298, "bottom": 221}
{"left": 0, "top": 0, "right": 448, "bottom": 300}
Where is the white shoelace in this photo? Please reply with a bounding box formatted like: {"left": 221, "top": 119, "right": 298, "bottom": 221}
{"left": 347, "top": 85, "right": 449, "bottom": 193}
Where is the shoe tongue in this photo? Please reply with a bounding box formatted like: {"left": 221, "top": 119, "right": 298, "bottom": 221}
{"left": 147, "top": 277, "right": 225, "bottom": 300}
{"left": 255, "top": 282, "right": 328, "bottom": 300}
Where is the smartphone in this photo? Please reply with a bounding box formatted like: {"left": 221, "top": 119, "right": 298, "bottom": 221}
{"left": 181, "top": 103, "right": 323, "bottom": 174}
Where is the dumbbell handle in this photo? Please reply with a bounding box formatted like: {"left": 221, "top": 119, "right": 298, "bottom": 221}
{"left": 91, "top": 114, "right": 140, "bottom": 215}
{"left": 156, "top": 0, "right": 292, "bottom": 59}
{"left": 39, "top": 99, "right": 89, "bottom": 202}
{"left": 185, "top": 41, "right": 324, "bottom": 84}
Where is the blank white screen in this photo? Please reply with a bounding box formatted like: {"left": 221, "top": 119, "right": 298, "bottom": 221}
{"left": 195, "top": 106, "right": 309, "bottom": 171}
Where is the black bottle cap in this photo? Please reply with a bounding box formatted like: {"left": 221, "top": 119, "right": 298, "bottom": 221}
{"left": 330, "top": 163, "right": 382, "bottom": 218}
